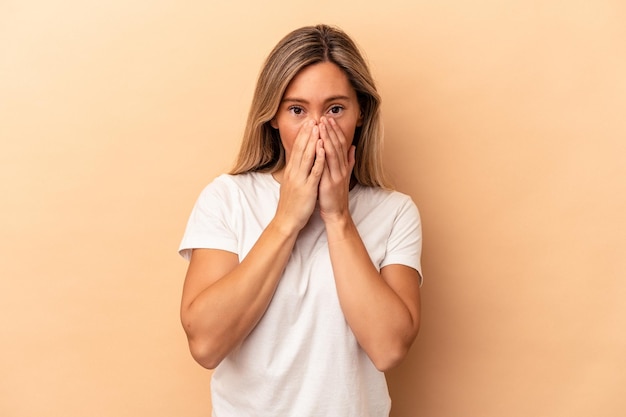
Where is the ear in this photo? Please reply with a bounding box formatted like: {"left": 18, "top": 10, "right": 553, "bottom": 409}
{"left": 270, "top": 117, "right": 278, "bottom": 129}
{"left": 356, "top": 110, "right": 364, "bottom": 127}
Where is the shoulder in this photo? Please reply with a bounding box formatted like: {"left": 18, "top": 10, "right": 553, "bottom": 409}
{"left": 353, "top": 185, "right": 417, "bottom": 212}
{"left": 199, "top": 172, "right": 276, "bottom": 199}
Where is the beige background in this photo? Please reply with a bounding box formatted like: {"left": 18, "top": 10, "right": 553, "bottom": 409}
{"left": 2, "top": 1, "right": 625, "bottom": 416}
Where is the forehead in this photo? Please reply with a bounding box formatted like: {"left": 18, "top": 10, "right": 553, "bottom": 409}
{"left": 283, "top": 61, "right": 357, "bottom": 100}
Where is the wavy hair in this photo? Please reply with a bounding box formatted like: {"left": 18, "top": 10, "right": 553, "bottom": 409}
{"left": 230, "top": 24, "right": 390, "bottom": 188}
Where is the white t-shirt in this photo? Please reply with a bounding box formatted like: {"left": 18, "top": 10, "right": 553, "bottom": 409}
{"left": 179, "top": 172, "right": 422, "bottom": 417}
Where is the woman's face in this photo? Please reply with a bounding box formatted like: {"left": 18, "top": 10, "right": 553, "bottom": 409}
{"left": 271, "top": 62, "right": 362, "bottom": 160}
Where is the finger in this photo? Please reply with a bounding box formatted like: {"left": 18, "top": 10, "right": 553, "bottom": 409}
{"left": 327, "top": 117, "right": 348, "bottom": 153}
{"left": 328, "top": 118, "right": 355, "bottom": 178}
{"left": 320, "top": 118, "right": 344, "bottom": 178}
{"left": 289, "top": 120, "right": 316, "bottom": 168}
{"left": 320, "top": 118, "right": 339, "bottom": 158}
{"left": 308, "top": 139, "right": 325, "bottom": 181}
{"left": 300, "top": 124, "right": 320, "bottom": 170}
{"left": 322, "top": 118, "right": 341, "bottom": 151}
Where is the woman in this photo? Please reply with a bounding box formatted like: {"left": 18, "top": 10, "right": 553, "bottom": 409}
{"left": 179, "top": 24, "right": 422, "bottom": 416}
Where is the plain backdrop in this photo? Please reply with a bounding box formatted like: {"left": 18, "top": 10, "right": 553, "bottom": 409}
{"left": 1, "top": 1, "right": 625, "bottom": 416}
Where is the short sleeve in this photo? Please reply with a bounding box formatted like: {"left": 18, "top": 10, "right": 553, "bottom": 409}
{"left": 178, "top": 176, "right": 239, "bottom": 261}
{"left": 380, "top": 196, "right": 423, "bottom": 285}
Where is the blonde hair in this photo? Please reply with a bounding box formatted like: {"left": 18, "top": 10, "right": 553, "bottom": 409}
{"left": 230, "top": 24, "right": 390, "bottom": 188}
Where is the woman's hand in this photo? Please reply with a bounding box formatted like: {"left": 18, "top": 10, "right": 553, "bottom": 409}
{"left": 181, "top": 121, "right": 325, "bottom": 369}
{"left": 316, "top": 116, "right": 421, "bottom": 371}
{"left": 275, "top": 120, "right": 326, "bottom": 234}
{"left": 317, "top": 116, "right": 356, "bottom": 224}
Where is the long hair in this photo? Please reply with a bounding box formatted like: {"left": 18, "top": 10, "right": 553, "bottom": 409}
{"left": 230, "top": 24, "right": 390, "bottom": 188}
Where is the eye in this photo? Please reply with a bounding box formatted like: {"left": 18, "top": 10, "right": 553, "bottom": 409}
{"left": 288, "top": 106, "right": 304, "bottom": 115}
{"left": 328, "top": 105, "right": 344, "bottom": 115}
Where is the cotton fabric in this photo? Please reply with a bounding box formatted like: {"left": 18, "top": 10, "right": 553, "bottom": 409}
{"left": 179, "top": 172, "right": 422, "bottom": 417}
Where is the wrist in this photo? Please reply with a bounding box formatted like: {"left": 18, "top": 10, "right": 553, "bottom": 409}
{"left": 323, "top": 213, "right": 356, "bottom": 242}
{"left": 268, "top": 214, "right": 302, "bottom": 239}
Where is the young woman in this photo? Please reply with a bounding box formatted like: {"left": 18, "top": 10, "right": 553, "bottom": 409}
{"left": 179, "top": 24, "right": 422, "bottom": 417}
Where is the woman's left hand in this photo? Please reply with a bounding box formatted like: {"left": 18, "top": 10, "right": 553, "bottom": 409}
{"left": 318, "top": 117, "right": 421, "bottom": 373}
{"left": 317, "top": 116, "right": 356, "bottom": 223}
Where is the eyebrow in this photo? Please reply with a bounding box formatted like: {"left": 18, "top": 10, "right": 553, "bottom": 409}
{"left": 281, "top": 95, "right": 352, "bottom": 104}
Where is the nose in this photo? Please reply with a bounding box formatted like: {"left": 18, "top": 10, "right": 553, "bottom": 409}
{"left": 307, "top": 112, "right": 323, "bottom": 125}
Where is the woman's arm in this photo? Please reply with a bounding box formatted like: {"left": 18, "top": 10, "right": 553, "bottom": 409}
{"left": 318, "top": 116, "right": 421, "bottom": 371}
{"left": 180, "top": 224, "right": 298, "bottom": 369}
{"left": 180, "top": 122, "right": 325, "bottom": 369}
{"left": 326, "top": 219, "right": 421, "bottom": 372}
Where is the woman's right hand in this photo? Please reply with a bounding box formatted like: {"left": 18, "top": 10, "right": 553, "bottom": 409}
{"left": 274, "top": 120, "right": 325, "bottom": 234}
{"left": 181, "top": 121, "right": 326, "bottom": 369}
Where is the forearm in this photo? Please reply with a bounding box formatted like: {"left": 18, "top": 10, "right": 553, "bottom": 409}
{"left": 182, "top": 220, "right": 298, "bottom": 368}
{"left": 326, "top": 217, "right": 419, "bottom": 371}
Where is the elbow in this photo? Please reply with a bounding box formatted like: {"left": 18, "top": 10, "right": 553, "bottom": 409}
{"left": 187, "top": 337, "right": 223, "bottom": 370}
{"left": 370, "top": 342, "right": 411, "bottom": 372}
{"left": 369, "top": 323, "right": 420, "bottom": 372}
{"left": 182, "top": 318, "right": 223, "bottom": 369}
{"left": 181, "top": 309, "right": 224, "bottom": 369}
